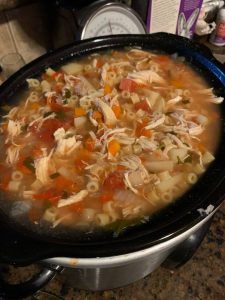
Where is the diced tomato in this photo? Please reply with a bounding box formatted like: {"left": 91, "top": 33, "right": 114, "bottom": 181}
{"left": 62, "top": 116, "right": 74, "bottom": 130}
{"left": 32, "top": 147, "right": 43, "bottom": 159}
{"left": 54, "top": 83, "right": 64, "bottom": 93}
{"left": 33, "top": 188, "right": 61, "bottom": 204}
{"left": 54, "top": 176, "right": 74, "bottom": 191}
{"left": 85, "top": 137, "right": 95, "bottom": 152}
{"left": 74, "top": 159, "right": 87, "bottom": 172}
{"left": 49, "top": 102, "right": 72, "bottom": 113}
{"left": 0, "top": 171, "right": 11, "bottom": 190}
{"left": 119, "top": 78, "right": 138, "bottom": 92}
{"left": 103, "top": 171, "right": 125, "bottom": 189}
{"left": 29, "top": 118, "right": 62, "bottom": 144}
{"left": 95, "top": 57, "right": 104, "bottom": 68}
{"left": 135, "top": 121, "right": 144, "bottom": 137}
{"left": 134, "top": 100, "right": 152, "bottom": 113}
{"left": 135, "top": 119, "right": 152, "bottom": 137}
{"left": 68, "top": 202, "right": 84, "bottom": 214}
{"left": 51, "top": 71, "right": 64, "bottom": 80}
{"left": 100, "top": 191, "right": 114, "bottom": 203}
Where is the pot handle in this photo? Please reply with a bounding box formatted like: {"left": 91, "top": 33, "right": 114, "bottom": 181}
{"left": 163, "top": 218, "right": 213, "bottom": 270}
{"left": 0, "top": 264, "right": 63, "bottom": 300}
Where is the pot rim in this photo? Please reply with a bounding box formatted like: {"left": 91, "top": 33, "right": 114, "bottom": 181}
{"left": 0, "top": 33, "right": 225, "bottom": 263}
{"left": 44, "top": 211, "right": 215, "bottom": 268}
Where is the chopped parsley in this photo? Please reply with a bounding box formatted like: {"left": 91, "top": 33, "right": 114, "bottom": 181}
{"left": 55, "top": 110, "right": 66, "bottom": 120}
{"left": 63, "top": 89, "right": 71, "bottom": 99}
{"left": 49, "top": 172, "right": 60, "bottom": 179}
{"left": 21, "top": 124, "right": 28, "bottom": 132}
{"left": 43, "top": 111, "right": 53, "bottom": 118}
{"left": 62, "top": 99, "right": 68, "bottom": 104}
{"left": 23, "top": 157, "right": 35, "bottom": 172}
{"left": 182, "top": 99, "right": 190, "bottom": 104}
{"left": 177, "top": 156, "right": 183, "bottom": 164}
{"left": 65, "top": 133, "right": 74, "bottom": 139}
{"left": 159, "top": 143, "right": 165, "bottom": 151}
{"left": 61, "top": 191, "right": 69, "bottom": 199}
{"left": 184, "top": 155, "right": 192, "bottom": 163}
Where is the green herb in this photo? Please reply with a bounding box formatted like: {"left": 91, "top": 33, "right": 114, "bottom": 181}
{"left": 106, "top": 217, "right": 149, "bottom": 237}
{"left": 165, "top": 111, "right": 173, "bottom": 116}
{"left": 167, "top": 70, "right": 172, "bottom": 78}
{"left": 168, "top": 131, "right": 177, "bottom": 136}
{"left": 64, "top": 89, "right": 71, "bottom": 99}
{"left": 182, "top": 99, "right": 190, "bottom": 104}
{"left": 61, "top": 191, "right": 68, "bottom": 199}
{"left": 49, "top": 172, "right": 60, "bottom": 179}
{"left": 177, "top": 156, "right": 183, "bottom": 164}
{"left": 23, "top": 157, "right": 35, "bottom": 172}
{"left": 21, "top": 124, "right": 28, "bottom": 132}
{"left": 184, "top": 155, "right": 192, "bottom": 163}
{"left": 43, "top": 111, "right": 53, "bottom": 118}
{"left": 56, "top": 110, "right": 66, "bottom": 120}
{"left": 159, "top": 143, "right": 165, "bottom": 151}
{"left": 62, "top": 99, "right": 68, "bottom": 104}
{"left": 65, "top": 133, "right": 74, "bottom": 139}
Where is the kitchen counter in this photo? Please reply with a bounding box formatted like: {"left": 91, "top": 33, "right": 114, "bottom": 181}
{"left": 2, "top": 202, "right": 225, "bottom": 300}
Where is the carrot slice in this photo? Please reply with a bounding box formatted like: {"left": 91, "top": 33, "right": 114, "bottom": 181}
{"left": 104, "top": 84, "right": 112, "bottom": 95}
{"left": 112, "top": 105, "right": 121, "bottom": 118}
{"left": 108, "top": 139, "right": 120, "bottom": 156}
{"left": 74, "top": 107, "right": 86, "bottom": 117}
{"left": 54, "top": 175, "right": 74, "bottom": 190}
{"left": 30, "top": 102, "right": 40, "bottom": 110}
{"left": 119, "top": 78, "right": 138, "bottom": 92}
{"left": 92, "top": 110, "right": 103, "bottom": 123}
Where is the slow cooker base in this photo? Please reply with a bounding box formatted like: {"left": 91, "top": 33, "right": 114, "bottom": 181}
{"left": 60, "top": 254, "right": 170, "bottom": 291}
{"left": 47, "top": 218, "right": 213, "bottom": 291}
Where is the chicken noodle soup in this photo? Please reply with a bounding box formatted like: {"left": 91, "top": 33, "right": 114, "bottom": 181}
{"left": 0, "top": 49, "right": 223, "bottom": 229}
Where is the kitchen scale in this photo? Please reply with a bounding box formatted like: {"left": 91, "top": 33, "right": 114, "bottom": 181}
{"left": 52, "top": 0, "right": 147, "bottom": 47}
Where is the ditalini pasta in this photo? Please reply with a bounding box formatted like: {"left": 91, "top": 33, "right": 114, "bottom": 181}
{"left": 0, "top": 48, "right": 222, "bottom": 229}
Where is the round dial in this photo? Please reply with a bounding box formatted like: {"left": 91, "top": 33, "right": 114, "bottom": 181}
{"left": 81, "top": 3, "right": 146, "bottom": 39}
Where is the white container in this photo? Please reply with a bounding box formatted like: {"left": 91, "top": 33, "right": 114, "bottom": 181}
{"left": 210, "top": 6, "right": 225, "bottom": 46}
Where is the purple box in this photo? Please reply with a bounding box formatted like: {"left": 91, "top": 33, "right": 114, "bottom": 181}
{"left": 147, "top": 0, "right": 203, "bottom": 38}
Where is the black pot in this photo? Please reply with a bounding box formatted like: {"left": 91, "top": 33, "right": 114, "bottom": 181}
{"left": 0, "top": 33, "right": 224, "bottom": 299}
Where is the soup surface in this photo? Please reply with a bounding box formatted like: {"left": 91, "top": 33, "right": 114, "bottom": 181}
{"left": 0, "top": 49, "right": 223, "bottom": 230}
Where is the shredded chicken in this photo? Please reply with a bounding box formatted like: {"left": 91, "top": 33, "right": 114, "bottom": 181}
{"left": 57, "top": 190, "right": 88, "bottom": 207}
{"left": 7, "top": 120, "right": 23, "bottom": 138}
{"left": 145, "top": 113, "right": 166, "bottom": 129}
{"left": 128, "top": 70, "right": 166, "bottom": 85}
{"left": 54, "top": 127, "right": 81, "bottom": 157}
{"left": 6, "top": 145, "right": 21, "bottom": 165}
{"left": 96, "top": 100, "right": 117, "bottom": 126}
{"left": 34, "top": 150, "right": 56, "bottom": 185}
